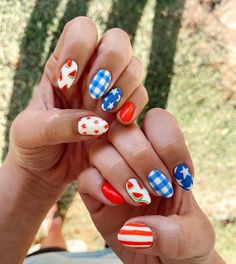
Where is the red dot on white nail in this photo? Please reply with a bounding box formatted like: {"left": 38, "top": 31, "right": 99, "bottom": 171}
{"left": 94, "top": 120, "right": 99, "bottom": 125}
{"left": 81, "top": 124, "right": 86, "bottom": 129}
{"left": 94, "top": 130, "right": 99, "bottom": 134}
{"left": 104, "top": 124, "right": 109, "bottom": 129}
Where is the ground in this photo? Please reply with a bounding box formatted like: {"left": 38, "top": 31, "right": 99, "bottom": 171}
{"left": 0, "top": 0, "right": 235, "bottom": 262}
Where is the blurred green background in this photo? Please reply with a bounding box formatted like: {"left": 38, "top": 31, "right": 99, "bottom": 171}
{"left": 0, "top": 0, "right": 235, "bottom": 262}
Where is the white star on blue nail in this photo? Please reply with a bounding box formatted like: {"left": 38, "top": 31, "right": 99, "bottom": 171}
{"left": 174, "top": 163, "right": 193, "bottom": 191}
{"left": 101, "top": 88, "right": 122, "bottom": 112}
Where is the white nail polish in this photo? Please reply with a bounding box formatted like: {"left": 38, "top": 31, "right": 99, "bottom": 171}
{"left": 57, "top": 59, "right": 78, "bottom": 90}
{"left": 78, "top": 116, "right": 109, "bottom": 136}
{"left": 126, "top": 178, "right": 151, "bottom": 205}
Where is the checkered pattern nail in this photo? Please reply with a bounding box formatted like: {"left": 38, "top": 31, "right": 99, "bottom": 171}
{"left": 174, "top": 163, "right": 193, "bottom": 191}
{"left": 147, "top": 170, "right": 173, "bottom": 198}
{"left": 89, "top": 69, "right": 111, "bottom": 99}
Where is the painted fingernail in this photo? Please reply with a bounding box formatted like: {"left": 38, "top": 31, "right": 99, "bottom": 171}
{"left": 89, "top": 69, "right": 111, "bottom": 99}
{"left": 118, "top": 223, "right": 153, "bottom": 248}
{"left": 147, "top": 170, "right": 173, "bottom": 198}
{"left": 57, "top": 59, "right": 78, "bottom": 90}
{"left": 119, "top": 102, "right": 135, "bottom": 122}
{"left": 174, "top": 163, "right": 193, "bottom": 190}
{"left": 101, "top": 88, "right": 122, "bottom": 112}
{"left": 126, "top": 178, "right": 151, "bottom": 205}
{"left": 78, "top": 116, "right": 109, "bottom": 136}
{"left": 101, "top": 182, "right": 125, "bottom": 204}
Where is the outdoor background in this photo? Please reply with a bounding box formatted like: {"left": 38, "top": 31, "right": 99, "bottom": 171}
{"left": 0, "top": 0, "right": 235, "bottom": 262}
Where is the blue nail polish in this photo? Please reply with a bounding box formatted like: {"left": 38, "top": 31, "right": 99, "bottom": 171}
{"left": 101, "top": 88, "right": 122, "bottom": 111}
{"left": 89, "top": 69, "right": 111, "bottom": 99}
{"left": 174, "top": 163, "right": 193, "bottom": 191}
{"left": 147, "top": 170, "right": 173, "bottom": 198}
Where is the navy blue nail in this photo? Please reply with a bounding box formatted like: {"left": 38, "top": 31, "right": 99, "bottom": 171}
{"left": 101, "top": 88, "right": 122, "bottom": 112}
{"left": 174, "top": 163, "right": 193, "bottom": 191}
{"left": 147, "top": 169, "right": 173, "bottom": 198}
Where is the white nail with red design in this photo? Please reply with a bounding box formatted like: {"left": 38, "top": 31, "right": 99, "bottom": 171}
{"left": 78, "top": 116, "right": 109, "bottom": 136}
{"left": 57, "top": 59, "right": 78, "bottom": 90}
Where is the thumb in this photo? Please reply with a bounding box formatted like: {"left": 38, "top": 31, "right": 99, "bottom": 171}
{"left": 117, "top": 212, "right": 215, "bottom": 260}
{"left": 11, "top": 108, "right": 109, "bottom": 147}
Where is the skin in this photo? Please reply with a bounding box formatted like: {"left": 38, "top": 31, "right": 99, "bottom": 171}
{"left": 0, "top": 17, "right": 224, "bottom": 264}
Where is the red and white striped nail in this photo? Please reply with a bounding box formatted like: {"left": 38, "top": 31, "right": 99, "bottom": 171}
{"left": 57, "top": 59, "right": 78, "bottom": 90}
{"left": 118, "top": 223, "right": 153, "bottom": 248}
{"left": 78, "top": 116, "right": 109, "bottom": 136}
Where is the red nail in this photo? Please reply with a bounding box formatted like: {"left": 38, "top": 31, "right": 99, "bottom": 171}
{"left": 101, "top": 182, "right": 125, "bottom": 204}
{"left": 119, "top": 102, "right": 135, "bottom": 122}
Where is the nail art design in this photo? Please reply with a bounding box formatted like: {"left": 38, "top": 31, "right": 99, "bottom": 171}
{"left": 174, "top": 163, "right": 193, "bottom": 191}
{"left": 118, "top": 223, "right": 153, "bottom": 248}
{"left": 58, "top": 59, "right": 78, "bottom": 90}
{"left": 119, "top": 102, "right": 135, "bottom": 122}
{"left": 147, "top": 170, "right": 173, "bottom": 198}
{"left": 101, "top": 182, "right": 125, "bottom": 204}
{"left": 126, "top": 178, "right": 151, "bottom": 205}
{"left": 78, "top": 116, "right": 109, "bottom": 136}
{"left": 101, "top": 88, "right": 122, "bottom": 112}
{"left": 89, "top": 69, "right": 111, "bottom": 99}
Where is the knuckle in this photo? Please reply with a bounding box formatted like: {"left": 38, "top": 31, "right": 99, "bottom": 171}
{"left": 42, "top": 111, "right": 59, "bottom": 143}
{"left": 128, "top": 143, "right": 151, "bottom": 162}
{"left": 106, "top": 155, "right": 125, "bottom": 173}
{"left": 100, "top": 45, "right": 126, "bottom": 61}
{"left": 107, "top": 28, "right": 130, "bottom": 41}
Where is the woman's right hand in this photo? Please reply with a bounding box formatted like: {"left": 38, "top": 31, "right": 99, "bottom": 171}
{"left": 78, "top": 108, "right": 224, "bottom": 264}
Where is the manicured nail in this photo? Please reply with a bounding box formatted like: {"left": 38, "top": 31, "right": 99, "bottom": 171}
{"left": 101, "top": 182, "right": 125, "bottom": 204}
{"left": 119, "top": 102, "right": 135, "bottom": 122}
{"left": 174, "top": 163, "right": 193, "bottom": 191}
{"left": 78, "top": 116, "right": 109, "bottom": 136}
{"left": 118, "top": 223, "right": 153, "bottom": 248}
{"left": 126, "top": 178, "right": 151, "bottom": 205}
{"left": 89, "top": 69, "right": 111, "bottom": 99}
{"left": 147, "top": 170, "right": 173, "bottom": 198}
{"left": 58, "top": 59, "right": 78, "bottom": 90}
{"left": 101, "top": 88, "right": 122, "bottom": 112}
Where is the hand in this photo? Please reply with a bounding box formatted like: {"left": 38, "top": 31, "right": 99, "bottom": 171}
{"left": 78, "top": 108, "right": 219, "bottom": 264}
{"left": 3, "top": 17, "right": 147, "bottom": 197}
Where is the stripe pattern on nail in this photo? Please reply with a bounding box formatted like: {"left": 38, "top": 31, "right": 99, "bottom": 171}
{"left": 101, "top": 88, "right": 122, "bottom": 112}
{"left": 118, "top": 223, "right": 153, "bottom": 248}
{"left": 148, "top": 170, "right": 173, "bottom": 198}
{"left": 89, "top": 69, "right": 111, "bottom": 99}
{"left": 174, "top": 163, "right": 193, "bottom": 190}
{"left": 126, "top": 178, "right": 151, "bottom": 205}
{"left": 58, "top": 59, "right": 78, "bottom": 90}
{"left": 78, "top": 116, "right": 109, "bottom": 135}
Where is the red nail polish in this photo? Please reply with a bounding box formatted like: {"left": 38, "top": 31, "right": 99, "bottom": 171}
{"left": 119, "top": 102, "right": 135, "bottom": 122}
{"left": 101, "top": 182, "right": 125, "bottom": 204}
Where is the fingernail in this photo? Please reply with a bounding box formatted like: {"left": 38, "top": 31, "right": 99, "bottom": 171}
{"left": 147, "top": 170, "right": 173, "bottom": 198}
{"left": 118, "top": 223, "right": 153, "bottom": 248}
{"left": 101, "top": 88, "right": 122, "bottom": 112}
{"left": 78, "top": 116, "right": 109, "bottom": 136}
{"left": 119, "top": 102, "right": 135, "bottom": 122}
{"left": 126, "top": 178, "right": 151, "bottom": 205}
{"left": 174, "top": 163, "right": 193, "bottom": 191}
{"left": 89, "top": 69, "right": 111, "bottom": 99}
{"left": 58, "top": 59, "right": 78, "bottom": 90}
{"left": 101, "top": 182, "right": 125, "bottom": 204}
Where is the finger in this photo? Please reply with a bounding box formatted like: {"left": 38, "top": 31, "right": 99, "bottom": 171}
{"left": 117, "top": 85, "right": 148, "bottom": 124}
{"left": 44, "top": 17, "right": 98, "bottom": 91}
{"left": 77, "top": 167, "right": 125, "bottom": 207}
{"left": 117, "top": 207, "right": 215, "bottom": 259}
{"left": 89, "top": 140, "right": 151, "bottom": 206}
{"left": 100, "top": 56, "right": 143, "bottom": 113}
{"left": 84, "top": 28, "right": 132, "bottom": 100}
{"left": 142, "top": 108, "right": 194, "bottom": 191}
{"left": 108, "top": 121, "right": 174, "bottom": 199}
{"left": 12, "top": 109, "right": 109, "bottom": 147}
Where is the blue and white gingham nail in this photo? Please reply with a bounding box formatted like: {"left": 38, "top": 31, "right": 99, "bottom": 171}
{"left": 147, "top": 170, "right": 173, "bottom": 198}
{"left": 174, "top": 163, "right": 193, "bottom": 191}
{"left": 89, "top": 69, "right": 111, "bottom": 99}
{"left": 101, "top": 88, "right": 122, "bottom": 111}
